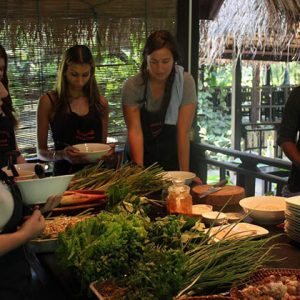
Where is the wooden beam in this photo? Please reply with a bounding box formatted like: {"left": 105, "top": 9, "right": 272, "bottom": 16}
{"left": 231, "top": 57, "right": 242, "bottom": 150}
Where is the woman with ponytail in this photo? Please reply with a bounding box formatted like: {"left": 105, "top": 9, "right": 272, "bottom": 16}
{"left": 122, "top": 30, "right": 197, "bottom": 171}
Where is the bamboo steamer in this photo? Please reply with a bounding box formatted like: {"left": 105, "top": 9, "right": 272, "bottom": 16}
{"left": 192, "top": 185, "right": 245, "bottom": 209}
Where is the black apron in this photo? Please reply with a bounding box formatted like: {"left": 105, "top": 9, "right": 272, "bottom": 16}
{"left": 126, "top": 83, "right": 179, "bottom": 171}
{"left": 0, "top": 114, "right": 17, "bottom": 168}
{"left": 0, "top": 170, "right": 32, "bottom": 300}
{"left": 48, "top": 93, "right": 103, "bottom": 175}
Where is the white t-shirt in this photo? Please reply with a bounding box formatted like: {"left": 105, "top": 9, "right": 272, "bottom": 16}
{"left": 0, "top": 182, "right": 14, "bottom": 231}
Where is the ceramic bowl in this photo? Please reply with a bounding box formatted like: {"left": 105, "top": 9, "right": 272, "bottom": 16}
{"left": 1, "top": 163, "right": 40, "bottom": 180}
{"left": 239, "top": 196, "right": 286, "bottom": 225}
{"left": 191, "top": 204, "right": 213, "bottom": 217}
{"left": 73, "top": 143, "right": 111, "bottom": 163}
{"left": 163, "top": 171, "right": 196, "bottom": 185}
{"left": 202, "top": 211, "right": 227, "bottom": 226}
{"left": 16, "top": 174, "right": 74, "bottom": 205}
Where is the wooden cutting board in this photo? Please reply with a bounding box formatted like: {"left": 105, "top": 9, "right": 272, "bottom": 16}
{"left": 192, "top": 185, "right": 245, "bottom": 208}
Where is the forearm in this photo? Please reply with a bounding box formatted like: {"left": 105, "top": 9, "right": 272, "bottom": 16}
{"left": 281, "top": 141, "right": 300, "bottom": 169}
{"left": 177, "top": 131, "right": 190, "bottom": 171}
{"left": 0, "top": 231, "right": 29, "bottom": 256}
{"left": 38, "top": 148, "right": 65, "bottom": 162}
{"left": 128, "top": 131, "right": 144, "bottom": 166}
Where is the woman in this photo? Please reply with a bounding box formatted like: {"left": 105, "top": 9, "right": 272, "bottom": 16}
{"left": 0, "top": 170, "right": 60, "bottom": 300}
{"left": 0, "top": 45, "right": 26, "bottom": 168}
{"left": 0, "top": 45, "right": 60, "bottom": 300}
{"left": 37, "top": 45, "right": 109, "bottom": 175}
{"left": 122, "top": 30, "right": 197, "bottom": 171}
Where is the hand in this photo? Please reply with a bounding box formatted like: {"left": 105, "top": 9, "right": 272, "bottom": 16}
{"left": 19, "top": 209, "right": 45, "bottom": 241}
{"left": 40, "top": 195, "right": 62, "bottom": 213}
{"left": 193, "top": 176, "right": 203, "bottom": 185}
{"left": 100, "top": 143, "right": 115, "bottom": 160}
{"left": 100, "top": 144, "right": 122, "bottom": 168}
{"left": 63, "top": 145, "right": 90, "bottom": 164}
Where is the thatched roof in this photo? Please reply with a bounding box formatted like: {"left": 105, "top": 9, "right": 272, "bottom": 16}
{"left": 199, "top": 0, "right": 300, "bottom": 65}
{"left": 0, "top": 0, "right": 177, "bottom": 53}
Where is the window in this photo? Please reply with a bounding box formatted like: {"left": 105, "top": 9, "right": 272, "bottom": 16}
{"left": 0, "top": 0, "right": 177, "bottom": 158}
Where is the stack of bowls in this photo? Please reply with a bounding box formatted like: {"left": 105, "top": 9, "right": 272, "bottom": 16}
{"left": 285, "top": 196, "right": 300, "bottom": 243}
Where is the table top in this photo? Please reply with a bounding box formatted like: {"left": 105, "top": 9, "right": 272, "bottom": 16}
{"left": 30, "top": 214, "right": 300, "bottom": 299}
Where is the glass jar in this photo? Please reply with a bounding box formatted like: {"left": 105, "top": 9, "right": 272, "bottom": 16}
{"left": 166, "top": 179, "right": 192, "bottom": 215}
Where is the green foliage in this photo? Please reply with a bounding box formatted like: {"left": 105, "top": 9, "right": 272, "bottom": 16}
{"left": 197, "top": 65, "right": 232, "bottom": 149}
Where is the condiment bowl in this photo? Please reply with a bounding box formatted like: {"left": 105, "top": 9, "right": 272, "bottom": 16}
{"left": 16, "top": 174, "right": 74, "bottom": 205}
{"left": 163, "top": 171, "right": 196, "bottom": 185}
{"left": 191, "top": 204, "right": 213, "bottom": 217}
{"left": 239, "top": 196, "right": 286, "bottom": 225}
{"left": 202, "top": 211, "right": 227, "bottom": 226}
{"left": 73, "top": 143, "right": 111, "bottom": 163}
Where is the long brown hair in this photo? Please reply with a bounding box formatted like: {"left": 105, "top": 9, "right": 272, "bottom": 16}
{"left": 0, "top": 44, "right": 18, "bottom": 127}
{"left": 140, "top": 30, "right": 180, "bottom": 109}
{"left": 54, "top": 45, "right": 105, "bottom": 117}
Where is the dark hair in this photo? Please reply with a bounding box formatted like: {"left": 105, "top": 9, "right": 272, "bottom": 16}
{"left": 0, "top": 44, "right": 18, "bottom": 127}
{"left": 140, "top": 30, "right": 180, "bottom": 82}
{"left": 55, "top": 45, "right": 105, "bottom": 117}
{"left": 0, "top": 45, "right": 18, "bottom": 127}
{"left": 140, "top": 30, "right": 180, "bottom": 111}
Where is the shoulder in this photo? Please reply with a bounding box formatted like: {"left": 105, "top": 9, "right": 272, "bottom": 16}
{"left": 123, "top": 73, "right": 143, "bottom": 91}
{"left": 181, "top": 72, "right": 197, "bottom": 105}
{"left": 38, "top": 91, "right": 57, "bottom": 111}
{"left": 183, "top": 72, "right": 196, "bottom": 86}
{"left": 122, "top": 73, "right": 144, "bottom": 106}
{"left": 39, "top": 91, "right": 56, "bottom": 104}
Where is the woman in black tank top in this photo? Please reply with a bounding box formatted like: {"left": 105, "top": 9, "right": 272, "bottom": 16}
{"left": 37, "top": 45, "right": 110, "bottom": 175}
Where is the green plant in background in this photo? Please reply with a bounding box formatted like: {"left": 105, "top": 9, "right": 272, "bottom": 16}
{"left": 197, "top": 65, "right": 232, "bottom": 150}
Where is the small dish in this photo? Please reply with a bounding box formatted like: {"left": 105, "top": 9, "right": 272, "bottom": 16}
{"left": 225, "top": 212, "right": 244, "bottom": 223}
{"left": 191, "top": 204, "right": 213, "bottom": 217}
{"left": 202, "top": 211, "right": 227, "bottom": 226}
{"left": 206, "top": 223, "right": 269, "bottom": 243}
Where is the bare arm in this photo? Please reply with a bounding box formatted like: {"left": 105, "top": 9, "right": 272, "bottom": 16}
{"left": 37, "top": 94, "right": 56, "bottom": 161}
{"left": 99, "top": 95, "right": 109, "bottom": 143}
{"left": 0, "top": 210, "right": 45, "bottom": 256}
{"left": 177, "top": 102, "right": 196, "bottom": 171}
{"left": 281, "top": 141, "right": 300, "bottom": 169}
{"left": 123, "top": 105, "right": 144, "bottom": 166}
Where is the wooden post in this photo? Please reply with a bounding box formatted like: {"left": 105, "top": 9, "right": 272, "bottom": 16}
{"left": 231, "top": 57, "right": 242, "bottom": 150}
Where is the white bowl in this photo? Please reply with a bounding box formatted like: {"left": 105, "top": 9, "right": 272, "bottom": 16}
{"left": 239, "top": 196, "right": 286, "bottom": 225}
{"left": 1, "top": 163, "right": 41, "bottom": 180}
{"left": 163, "top": 171, "right": 196, "bottom": 185}
{"left": 16, "top": 174, "right": 74, "bottom": 205}
{"left": 73, "top": 143, "right": 111, "bottom": 163}
{"left": 202, "top": 211, "right": 227, "bottom": 226}
{"left": 191, "top": 204, "right": 213, "bottom": 217}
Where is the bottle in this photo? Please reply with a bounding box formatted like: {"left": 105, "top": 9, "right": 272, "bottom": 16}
{"left": 166, "top": 179, "right": 192, "bottom": 215}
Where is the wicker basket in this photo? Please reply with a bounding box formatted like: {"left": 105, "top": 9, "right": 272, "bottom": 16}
{"left": 230, "top": 268, "right": 300, "bottom": 299}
